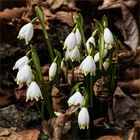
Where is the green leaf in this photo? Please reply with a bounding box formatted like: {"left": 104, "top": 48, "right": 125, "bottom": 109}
{"left": 70, "top": 82, "right": 83, "bottom": 97}
{"left": 102, "top": 15, "right": 108, "bottom": 28}
{"left": 91, "top": 29, "right": 98, "bottom": 37}
{"left": 94, "top": 19, "right": 104, "bottom": 32}
{"left": 54, "top": 48, "right": 62, "bottom": 74}
{"left": 99, "top": 33, "right": 105, "bottom": 70}
{"left": 35, "top": 6, "right": 46, "bottom": 29}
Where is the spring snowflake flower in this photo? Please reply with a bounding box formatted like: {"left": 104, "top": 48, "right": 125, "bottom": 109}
{"left": 79, "top": 55, "right": 96, "bottom": 76}
{"left": 26, "top": 81, "right": 43, "bottom": 101}
{"left": 17, "top": 23, "right": 34, "bottom": 44}
{"left": 94, "top": 49, "right": 108, "bottom": 63}
{"left": 13, "top": 56, "right": 29, "bottom": 70}
{"left": 86, "top": 36, "right": 96, "bottom": 53}
{"left": 69, "top": 46, "right": 80, "bottom": 62}
{"left": 75, "top": 28, "right": 82, "bottom": 47}
{"left": 49, "top": 62, "right": 57, "bottom": 81}
{"left": 78, "top": 107, "right": 90, "bottom": 129}
{"left": 16, "top": 65, "right": 32, "bottom": 85}
{"left": 104, "top": 28, "right": 114, "bottom": 44}
{"left": 67, "top": 91, "right": 84, "bottom": 107}
{"left": 64, "top": 32, "right": 76, "bottom": 51}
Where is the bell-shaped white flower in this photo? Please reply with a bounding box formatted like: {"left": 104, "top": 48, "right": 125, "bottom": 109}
{"left": 64, "top": 32, "right": 76, "bottom": 51}
{"left": 103, "top": 58, "right": 109, "bottom": 71}
{"left": 78, "top": 107, "right": 90, "bottom": 129}
{"left": 75, "top": 28, "right": 82, "bottom": 47}
{"left": 69, "top": 46, "right": 80, "bottom": 62}
{"left": 79, "top": 55, "right": 96, "bottom": 76}
{"left": 67, "top": 91, "right": 84, "bottom": 107}
{"left": 16, "top": 65, "right": 32, "bottom": 85}
{"left": 26, "top": 81, "right": 43, "bottom": 101}
{"left": 18, "top": 23, "right": 34, "bottom": 44}
{"left": 104, "top": 28, "right": 114, "bottom": 44}
{"left": 49, "top": 62, "right": 57, "bottom": 81}
{"left": 13, "top": 56, "right": 29, "bottom": 70}
{"left": 86, "top": 36, "right": 96, "bottom": 53}
{"left": 94, "top": 49, "right": 108, "bottom": 62}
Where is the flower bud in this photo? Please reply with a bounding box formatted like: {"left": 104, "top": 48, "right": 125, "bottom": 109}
{"left": 49, "top": 62, "right": 57, "bottom": 81}
{"left": 94, "top": 49, "right": 108, "bottom": 63}
{"left": 104, "top": 28, "right": 114, "bottom": 44}
{"left": 75, "top": 28, "right": 82, "bottom": 47}
{"left": 103, "top": 58, "right": 109, "bottom": 71}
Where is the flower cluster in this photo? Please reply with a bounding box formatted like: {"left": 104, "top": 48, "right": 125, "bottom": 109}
{"left": 64, "top": 28, "right": 81, "bottom": 62}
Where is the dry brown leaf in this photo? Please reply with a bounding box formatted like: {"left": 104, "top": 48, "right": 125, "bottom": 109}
{"left": 0, "top": 127, "right": 40, "bottom": 140}
{"left": 42, "top": 105, "right": 79, "bottom": 140}
{"left": 93, "top": 76, "right": 111, "bottom": 103}
{"left": 49, "top": 0, "right": 64, "bottom": 11}
{"left": 97, "top": 135, "right": 123, "bottom": 140}
{"left": 55, "top": 11, "right": 75, "bottom": 27}
{"left": 51, "top": 84, "right": 70, "bottom": 113}
{"left": 98, "top": 0, "right": 138, "bottom": 10}
{"left": 118, "top": 79, "right": 140, "bottom": 93}
{"left": 113, "top": 87, "right": 139, "bottom": 128}
{"left": 0, "top": 7, "right": 27, "bottom": 20}
{"left": 0, "top": 96, "right": 13, "bottom": 107}
{"left": 121, "top": 4, "right": 139, "bottom": 51}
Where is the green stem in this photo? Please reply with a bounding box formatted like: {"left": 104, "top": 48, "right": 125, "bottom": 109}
{"left": 31, "top": 45, "right": 54, "bottom": 117}
{"left": 89, "top": 76, "right": 93, "bottom": 109}
{"left": 74, "top": 16, "right": 87, "bottom": 54}
{"left": 35, "top": 6, "right": 54, "bottom": 62}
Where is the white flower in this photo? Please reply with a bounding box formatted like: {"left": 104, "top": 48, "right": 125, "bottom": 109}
{"left": 69, "top": 46, "right": 80, "bottom": 62}
{"left": 75, "top": 28, "right": 82, "bottom": 47}
{"left": 26, "top": 81, "right": 43, "bottom": 101}
{"left": 18, "top": 23, "right": 34, "bottom": 44}
{"left": 86, "top": 36, "right": 96, "bottom": 53}
{"left": 49, "top": 62, "right": 57, "bottom": 81}
{"left": 79, "top": 55, "right": 96, "bottom": 76}
{"left": 103, "top": 58, "right": 109, "bottom": 71}
{"left": 16, "top": 65, "right": 32, "bottom": 85}
{"left": 78, "top": 107, "right": 89, "bottom": 129}
{"left": 94, "top": 49, "right": 108, "bottom": 62}
{"left": 13, "top": 56, "right": 29, "bottom": 70}
{"left": 64, "top": 32, "right": 76, "bottom": 51}
{"left": 67, "top": 91, "right": 84, "bottom": 107}
{"left": 104, "top": 28, "right": 114, "bottom": 44}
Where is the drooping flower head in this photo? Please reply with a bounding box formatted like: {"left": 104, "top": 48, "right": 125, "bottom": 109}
{"left": 13, "top": 56, "right": 29, "bottom": 70}
{"left": 67, "top": 91, "right": 84, "bottom": 107}
{"left": 104, "top": 28, "right": 114, "bottom": 44}
{"left": 75, "top": 28, "right": 82, "bottom": 47}
{"left": 26, "top": 81, "right": 43, "bottom": 101}
{"left": 69, "top": 46, "right": 80, "bottom": 62}
{"left": 79, "top": 55, "right": 96, "bottom": 76}
{"left": 64, "top": 32, "right": 76, "bottom": 51}
{"left": 18, "top": 23, "right": 34, "bottom": 44}
{"left": 86, "top": 36, "right": 96, "bottom": 53}
{"left": 78, "top": 107, "right": 90, "bottom": 129}
{"left": 94, "top": 49, "right": 108, "bottom": 63}
{"left": 16, "top": 65, "right": 32, "bottom": 85}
